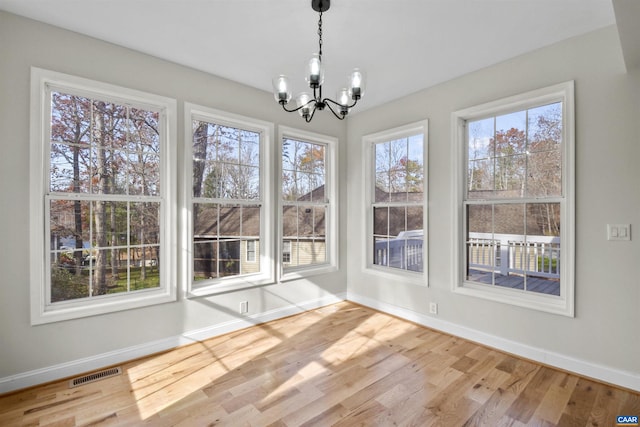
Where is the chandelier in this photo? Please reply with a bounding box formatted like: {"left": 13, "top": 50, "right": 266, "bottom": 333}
{"left": 272, "top": 0, "right": 366, "bottom": 122}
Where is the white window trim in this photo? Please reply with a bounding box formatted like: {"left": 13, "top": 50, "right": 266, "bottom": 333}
{"left": 29, "top": 67, "right": 178, "bottom": 325}
{"left": 362, "top": 120, "right": 429, "bottom": 286}
{"left": 277, "top": 126, "right": 338, "bottom": 281}
{"left": 451, "top": 81, "right": 575, "bottom": 317}
{"left": 183, "top": 103, "right": 274, "bottom": 297}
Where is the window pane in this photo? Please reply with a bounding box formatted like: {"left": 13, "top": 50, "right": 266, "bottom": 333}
{"left": 282, "top": 139, "right": 326, "bottom": 203}
{"left": 527, "top": 102, "right": 562, "bottom": 154}
{"left": 468, "top": 118, "right": 494, "bottom": 160}
{"left": 375, "top": 142, "right": 391, "bottom": 202}
{"left": 89, "top": 201, "right": 128, "bottom": 247}
{"left": 495, "top": 111, "right": 526, "bottom": 156}
{"left": 494, "top": 203, "right": 524, "bottom": 235}
{"left": 373, "top": 206, "right": 389, "bottom": 237}
{"left": 50, "top": 143, "right": 91, "bottom": 193}
{"left": 193, "top": 240, "right": 217, "bottom": 280}
{"left": 495, "top": 204, "right": 525, "bottom": 291}
{"left": 240, "top": 131, "right": 260, "bottom": 168}
{"left": 468, "top": 158, "right": 494, "bottom": 198}
{"left": 128, "top": 154, "right": 160, "bottom": 196}
{"left": 129, "top": 108, "right": 160, "bottom": 154}
{"left": 242, "top": 205, "right": 261, "bottom": 238}
{"left": 298, "top": 205, "right": 315, "bottom": 237}
{"left": 192, "top": 121, "right": 260, "bottom": 202}
{"left": 50, "top": 263, "right": 90, "bottom": 303}
{"left": 313, "top": 206, "right": 326, "bottom": 238}
{"left": 193, "top": 201, "right": 262, "bottom": 280}
{"left": 218, "top": 239, "right": 240, "bottom": 277}
{"left": 193, "top": 203, "right": 218, "bottom": 238}
{"left": 406, "top": 206, "right": 423, "bottom": 232}
{"left": 388, "top": 206, "right": 406, "bottom": 237}
{"left": 373, "top": 237, "right": 389, "bottom": 267}
{"left": 130, "top": 202, "right": 160, "bottom": 245}
{"left": 494, "top": 154, "right": 526, "bottom": 197}
{"left": 50, "top": 199, "right": 90, "bottom": 251}
{"left": 405, "top": 135, "right": 424, "bottom": 199}
{"left": 128, "top": 246, "right": 161, "bottom": 291}
{"left": 525, "top": 203, "right": 561, "bottom": 295}
{"left": 468, "top": 117, "right": 494, "bottom": 200}
{"left": 466, "top": 204, "right": 494, "bottom": 282}
{"left": 218, "top": 205, "right": 242, "bottom": 236}
{"left": 282, "top": 205, "right": 298, "bottom": 238}
{"left": 527, "top": 149, "right": 561, "bottom": 197}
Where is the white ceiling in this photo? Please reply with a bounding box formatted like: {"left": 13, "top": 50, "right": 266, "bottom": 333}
{"left": 0, "top": 0, "right": 618, "bottom": 112}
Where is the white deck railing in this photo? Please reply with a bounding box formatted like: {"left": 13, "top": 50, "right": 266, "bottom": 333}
{"left": 374, "top": 238, "right": 423, "bottom": 272}
{"left": 467, "top": 232, "right": 560, "bottom": 279}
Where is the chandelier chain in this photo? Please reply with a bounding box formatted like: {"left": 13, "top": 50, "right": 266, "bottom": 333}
{"left": 318, "top": 11, "right": 323, "bottom": 61}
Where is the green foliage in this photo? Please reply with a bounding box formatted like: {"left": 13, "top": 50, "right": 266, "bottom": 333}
{"left": 108, "top": 266, "right": 160, "bottom": 293}
{"left": 51, "top": 267, "right": 88, "bottom": 302}
{"left": 537, "top": 256, "right": 558, "bottom": 274}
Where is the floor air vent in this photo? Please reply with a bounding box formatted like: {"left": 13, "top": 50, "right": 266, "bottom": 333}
{"left": 69, "top": 367, "right": 122, "bottom": 388}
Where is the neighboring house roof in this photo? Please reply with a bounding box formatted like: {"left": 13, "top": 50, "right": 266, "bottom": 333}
{"left": 467, "top": 193, "right": 560, "bottom": 237}
{"left": 194, "top": 185, "right": 327, "bottom": 239}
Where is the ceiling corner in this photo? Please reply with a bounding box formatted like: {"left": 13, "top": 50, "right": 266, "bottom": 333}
{"left": 613, "top": 0, "right": 640, "bottom": 71}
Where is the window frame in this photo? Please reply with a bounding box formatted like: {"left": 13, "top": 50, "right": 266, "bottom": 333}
{"left": 451, "top": 81, "right": 575, "bottom": 316}
{"left": 277, "top": 126, "right": 338, "bottom": 281}
{"left": 184, "top": 103, "right": 274, "bottom": 297}
{"left": 29, "top": 67, "right": 177, "bottom": 325}
{"left": 362, "top": 120, "right": 429, "bottom": 285}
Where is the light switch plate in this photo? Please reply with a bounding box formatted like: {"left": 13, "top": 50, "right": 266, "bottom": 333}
{"left": 607, "top": 224, "right": 631, "bottom": 241}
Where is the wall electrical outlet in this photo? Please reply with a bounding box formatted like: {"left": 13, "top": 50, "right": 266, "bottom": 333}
{"left": 240, "top": 301, "right": 249, "bottom": 314}
{"left": 429, "top": 302, "right": 438, "bottom": 315}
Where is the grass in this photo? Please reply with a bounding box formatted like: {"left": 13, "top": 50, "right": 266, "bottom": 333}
{"left": 51, "top": 264, "right": 160, "bottom": 302}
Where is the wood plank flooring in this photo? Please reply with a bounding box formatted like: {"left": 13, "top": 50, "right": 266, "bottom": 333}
{"left": 1, "top": 301, "right": 638, "bottom": 426}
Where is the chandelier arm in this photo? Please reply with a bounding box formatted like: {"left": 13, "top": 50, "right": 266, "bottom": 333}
{"left": 305, "top": 103, "right": 320, "bottom": 123}
{"left": 323, "top": 101, "right": 347, "bottom": 120}
{"left": 323, "top": 97, "right": 358, "bottom": 109}
{"left": 279, "top": 99, "right": 316, "bottom": 114}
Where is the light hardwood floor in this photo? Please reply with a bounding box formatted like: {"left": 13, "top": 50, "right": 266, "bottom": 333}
{"left": 1, "top": 302, "right": 638, "bottom": 426}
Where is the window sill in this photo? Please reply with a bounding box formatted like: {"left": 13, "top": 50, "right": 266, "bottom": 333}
{"left": 363, "top": 265, "right": 427, "bottom": 286}
{"left": 31, "top": 288, "right": 176, "bottom": 325}
{"left": 454, "top": 280, "right": 574, "bottom": 317}
{"left": 280, "top": 264, "right": 338, "bottom": 282}
{"left": 187, "top": 274, "right": 275, "bottom": 297}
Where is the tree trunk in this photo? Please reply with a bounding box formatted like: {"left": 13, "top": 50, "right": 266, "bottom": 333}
{"left": 93, "top": 101, "right": 108, "bottom": 294}
{"left": 73, "top": 145, "right": 83, "bottom": 277}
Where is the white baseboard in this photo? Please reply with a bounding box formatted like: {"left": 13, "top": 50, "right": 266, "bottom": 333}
{"left": 347, "top": 291, "right": 640, "bottom": 392}
{"left": 0, "top": 293, "right": 346, "bottom": 395}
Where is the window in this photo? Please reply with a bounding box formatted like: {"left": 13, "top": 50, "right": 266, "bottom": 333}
{"left": 29, "top": 68, "right": 177, "bottom": 324}
{"left": 279, "top": 126, "right": 337, "bottom": 279}
{"left": 452, "top": 81, "right": 575, "bottom": 316}
{"left": 185, "top": 104, "right": 273, "bottom": 295}
{"left": 363, "top": 121, "right": 428, "bottom": 283}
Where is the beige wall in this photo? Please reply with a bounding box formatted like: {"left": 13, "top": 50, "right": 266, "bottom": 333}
{"left": 346, "top": 25, "right": 640, "bottom": 379}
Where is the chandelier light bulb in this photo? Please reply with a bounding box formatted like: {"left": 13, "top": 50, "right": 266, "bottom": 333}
{"left": 272, "top": 75, "right": 292, "bottom": 104}
{"left": 296, "top": 92, "right": 313, "bottom": 118}
{"left": 305, "top": 54, "right": 324, "bottom": 88}
{"left": 348, "top": 68, "right": 366, "bottom": 100}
